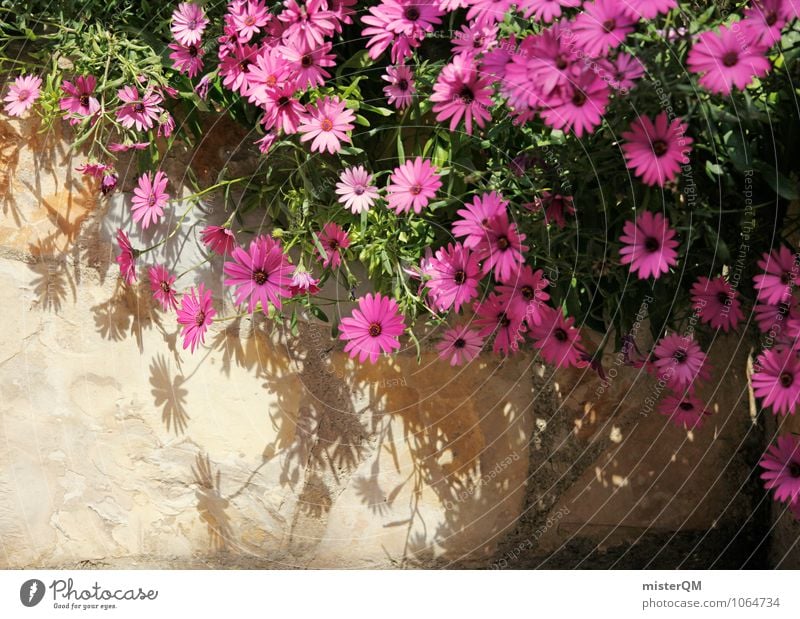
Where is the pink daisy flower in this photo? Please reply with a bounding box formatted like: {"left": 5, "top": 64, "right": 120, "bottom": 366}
{"left": 572, "top": 0, "right": 636, "bottom": 56}
{"left": 529, "top": 304, "right": 587, "bottom": 369}
{"left": 755, "top": 298, "right": 798, "bottom": 334}
{"left": 148, "top": 265, "right": 179, "bottom": 311}
{"left": 116, "top": 86, "right": 163, "bottom": 131}
{"left": 753, "top": 347, "right": 800, "bottom": 415}
{"left": 245, "top": 49, "right": 290, "bottom": 106}
{"left": 115, "top": 229, "right": 137, "bottom": 285}
{"left": 102, "top": 174, "right": 119, "bottom": 195}
{"left": 231, "top": 0, "right": 271, "bottom": 42}
{"left": 539, "top": 71, "right": 610, "bottom": 137}
{"left": 277, "top": 40, "right": 335, "bottom": 89}
{"left": 604, "top": 53, "right": 646, "bottom": 92}
{"left": 59, "top": 75, "right": 100, "bottom": 123}
{"left": 657, "top": 391, "right": 710, "bottom": 429}
{"left": 255, "top": 131, "right": 278, "bottom": 154}
{"left": 298, "top": 96, "right": 355, "bottom": 154}
{"left": 753, "top": 246, "right": 800, "bottom": 305}
{"left": 177, "top": 283, "right": 216, "bottom": 353}
{"left": 474, "top": 294, "right": 527, "bottom": 356}
{"left": 619, "top": 211, "right": 679, "bottom": 279}
{"left": 452, "top": 191, "right": 507, "bottom": 249}
{"left": 652, "top": 333, "right": 708, "bottom": 390}
{"left": 743, "top": 0, "right": 787, "bottom": 48}
{"left": 339, "top": 293, "right": 406, "bottom": 364}
{"left": 687, "top": 25, "right": 772, "bottom": 95}
{"left": 336, "top": 166, "right": 380, "bottom": 214}
{"left": 201, "top": 225, "right": 236, "bottom": 255}
{"left": 496, "top": 265, "right": 550, "bottom": 325}
{"left": 317, "top": 222, "right": 350, "bottom": 269}
{"left": 424, "top": 243, "right": 481, "bottom": 313}
{"left": 387, "top": 0, "right": 444, "bottom": 36}
{"left": 224, "top": 235, "right": 293, "bottom": 313}
{"left": 168, "top": 42, "right": 205, "bottom": 78}
{"left": 108, "top": 141, "right": 149, "bottom": 153}
{"left": 386, "top": 157, "right": 442, "bottom": 215}
{"left": 621, "top": 112, "right": 693, "bottom": 187}
{"left": 451, "top": 23, "right": 497, "bottom": 58}
{"left": 3, "top": 74, "right": 42, "bottom": 117}
{"left": 690, "top": 276, "right": 744, "bottom": 332}
{"left": 382, "top": 64, "right": 416, "bottom": 109}
{"left": 478, "top": 211, "right": 528, "bottom": 283}
{"left": 171, "top": 2, "right": 209, "bottom": 46}
{"left": 760, "top": 435, "right": 800, "bottom": 503}
{"left": 430, "top": 55, "right": 493, "bottom": 135}
{"left": 519, "top": 0, "right": 581, "bottom": 22}
{"left": 436, "top": 325, "right": 484, "bottom": 366}
{"left": 621, "top": 0, "right": 676, "bottom": 19}
{"left": 219, "top": 43, "right": 260, "bottom": 95}
{"left": 466, "top": 0, "right": 514, "bottom": 27}
{"left": 527, "top": 192, "right": 575, "bottom": 229}
{"left": 361, "top": 4, "right": 396, "bottom": 61}
{"left": 279, "top": 0, "right": 339, "bottom": 50}
{"left": 131, "top": 170, "right": 169, "bottom": 230}
{"left": 261, "top": 81, "right": 306, "bottom": 133}
{"left": 289, "top": 268, "right": 321, "bottom": 296}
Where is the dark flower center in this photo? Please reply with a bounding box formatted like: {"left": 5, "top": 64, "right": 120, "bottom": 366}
{"left": 521, "top": 285, "right": 534, "bottom": 300}
{"left": 188, "top": 45, "right": 199, "bottom": 57}
{"left": 160, "top": 281, "right": 171, "bottom": 293}
{"left": 644, "top": 236, "right": 660, "bottom": 252}
{"left": 397, "top": 78, "right": 409, "bottom": 91}
{"left": 571, "top": 90, "right": 587, "bottom": 106}
{"left": 458, "top": 85, "right": 474, "bottom": 104}
{"left": 453, "top": 269, "right": 467, "bottom": 285}
{"left": 188, "top": 19, "right": 198, "bottom": 29}
{"left": 555, "top": 55, "right": 568, "bottom": 70}
{"left": 328, "top": 240, "right": 339, "bottom": 250}
{"left": 354, "top": 185, "right": 365, "bottom": 195}
{"left": 790, "top": 462, "right": 800, "bottom": 478}
{"left": 301, "top": 54, "right": 312, "bottom": 68}
{"left": 673, "top": 350, "right": 687, "bottom": 363}
{"left": 766, "top": 11, "right": 778, "bottom": 26}
{"left": 499, "top": 312, "right": 511, "bottom": 327}
{"left": 679, "top": 401, "right": 694, "bottom": 411}
{"left": 133, "top": 102, "right": 145, "bottom": 113}
{"left": 652, "top": 139, "right": 669, "bottom": 156}
{"left": 554, "top": 328, "right": 568, "bottom": 342}
{"left": 195, "top": 311, "right": 206, "bottom": 326}
{"left": 602, "top": 19, "right": 616, "bottom": 32}
{"left": 368, "top": 322, "right": 382, "bottom": 337}
{"left": 148, "top": 194, "right": 157, "bottom": 206}
{"left": 496, "top": 236, "right": 510, "bottom": 250}
{"left": 253, "top": 270, "right": 268, "bottom": 285}
{"left": 17, "top": 89, "right": 29, "bottom": 101}
{"left": 404, "top": 6, "right": 420, "bottom": 21}
{"left": 409, "top": 184, "right": 422, "bottom": 196}
{"left": 780, "top": 371, "right": 795, "bottom": 388}
{"left": 79, "top": 93, "right": 90, "bottom": 107}
{"left": 717, "top": 291, "right": 729, "bottom": 305}
{"left": 781, "top": 271, "right": 792, "bottom": 284}
{"left": 278, "top": 96, "right": 290, "bottom": 107}
{"left": 722, "top": 51, "right": 738, "bottom": 67}
{"left": 453, "top": 337, "right": 466, "bottom": 349}
{"left": 239, "top": 59, "right": 252, "bottom": 72}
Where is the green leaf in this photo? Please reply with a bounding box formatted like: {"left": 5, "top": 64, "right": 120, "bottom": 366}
{"left": 310, "top": 305, "right": 329, "bottom": 323}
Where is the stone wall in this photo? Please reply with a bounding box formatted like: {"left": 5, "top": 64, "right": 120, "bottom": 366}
{"left": 0, "top": 116, "right": 787, "bottom": 568}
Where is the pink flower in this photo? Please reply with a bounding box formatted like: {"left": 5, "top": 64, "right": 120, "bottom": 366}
{"left": 495, "top": 265, "right": 550, "bottom": 325}
{"left": 277, "top": 41, "right": 335, "bottom": 89}
{"left": 528, "top": 192, "right": 575, "bottom": 229}
{"left": 519, "top": 0, "right": 580, "bottom": 22}
{"left": 168, "top": 43, "right": 205, "bottom": 78}
{"left": 289, "top": 268, "right": 320, "bottom": 296}
{"left": 619, "top": 211, "right": 679, "bottom": 279}
{"left": 102, "top": 174, "right": 119, "bottom": 195}
{"left": 690, "top": 276, "right": 743, "bottom": 332}
{"left": 621, "top": 0, "right": 676, "bottom": 19}
{"left": 436, "top": 325, "right": 484, "bottom": 366}
{"left": 478, "top": 211, "right": 528, "bottom": 283}
{"left": 261, "top": 81, "right": 305, "bottom": 133}
{"left": 753, "top": 246, "right": 800, "bottom": 305}
{"left": 317, "top": 222, "right": 350, "bottom": 269}
{"left": 571, "top": 0, "right": 636, "bottom": 56}
{"left": 279, "top": 0, "right": 339, "bottom": 49}
{"left": 148, "top": 265, "right": 179, "bottom": 311}
{"left": 744, "top": 0, "right": 787, "bottom": 48}
{"left": 116, "top": 86, "right": 163, "bottom": 131}
{"left": 177, "top": 283, "right": 216, "bottom": 353}
{"left": 604, "top": 53, "right": 646, "bottom": 92}
{"left": 3, "top": 74, "right": 42, "bottom": 117}
{"left": 430, "top": 55, "right": 493, "bottom": 135}
{"left": 131, "top": 170, "right": 169, "bottom": 229}
{"left": 108, "top": 141, "right": 149, "bottom": 153}
{"left": 529, "top": 304, "right": 587, "bottom": 368}
{"left": 245, "top": 49, "right": 290, "bottom": 106}
{"left": 657, "top": 391, "right": 710, "bottom": 429}
{"left": 452, "top": 191, "right": 507, "bottom": 249}
{"left": 753, "top": 347, "right": 800, "bottom": 415}
{"left": 538, "top": 71, "right": 610, "bottom": 137}
{"left": 231, "top": 0, "right": 271, "bottom": 42}
{"left": 224, "top": 235, "right": 293, "bottom": 313}
{"left": 76, "top": 162, "right": 111, "bottom": 178}
{"left": 171, "top": 2, "right": 209, "bottom": 46}
{"left": 115, "top": 229, "right": 137, "bottom": 284}
{"left": 466, "top": 0, "right": 514, "bottom": 27}
{"left": 59, "top": 75, "right": 100, "bottom": 123}
{"left": 255, "top": 131, "right": 277, "bottom": 154}
{"left": 382, "top": 64, "right": 416, "bottom": 109}
{"left": 687, "top": 24, "right": 772, "bottom": 95}
{"left": 336, "top": 166, "right": 379, "bottom": 214}
{"left": 219, "top": 43, "right": 260, "bottom": 95}
{"left": 387, "top": 0, "right": 444, "bottom": 36}
{"left": 339, "top": 293, "right": 406, "bottom": 364}
{"left": 451, "top": 23, "right": 497, "bottom": 58}
{"left": 386, "top": 157, "right": 442, "bottom": 215}
{"left": 298, "top": 96, "right": 355, "bottom": 154}
{"left": 760, "top": 435, "right": 800, "bottom": 503}
{"left": 201, "top": 225, "right": 236, "bottom": 255}
{"left": 424, "top": 243, "right": 481, "bottom": 312}
{"left": 622, "top": 112, "right": 693, "bottom": 187}
{"left": 652, "top": 333, "right": 708, "bottom": 391}
{"left": 474, "top": 294, "right": 527, "bottom": 356}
